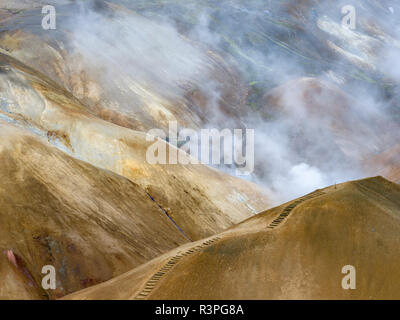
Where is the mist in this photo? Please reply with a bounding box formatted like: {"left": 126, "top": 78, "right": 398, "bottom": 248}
{"left": 63, "top": 0, "right": 400, "bottom": 204}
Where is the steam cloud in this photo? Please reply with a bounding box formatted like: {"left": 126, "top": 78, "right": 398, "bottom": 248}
{"left": 65, "top": 0, "right": 400, "bottom": 204}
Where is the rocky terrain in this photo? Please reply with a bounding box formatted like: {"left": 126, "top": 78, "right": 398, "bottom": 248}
{"left": 0, "top": 0, "right": 399, "bottom": 300}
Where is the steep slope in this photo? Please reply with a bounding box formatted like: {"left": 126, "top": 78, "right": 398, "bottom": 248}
{"left": 0, "top": 121, "right": 189, "bottom": 299}
{"left": 0, "top": 51, "right": 270, "bottom": 241}
{"left": 4, "top": 0, "right": 397, "bottom": 134}
{"left": 0, "top": 3, "right": 248, "bottom": 133}
{"left": 65, "top": 177, "right": 400, "bottom": 300}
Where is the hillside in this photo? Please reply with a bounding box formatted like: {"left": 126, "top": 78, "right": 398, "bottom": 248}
{"left": 1, "top": 0, "right": 400, "bottom": 301}
{"left": 64, "top": 177, "right": 400, "bottom": 300}
{"left": 0, "top": 121, "right": 193, "bottom": 299}
{"left": 0, "top": 51, "right": 270, "bottom": 241}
